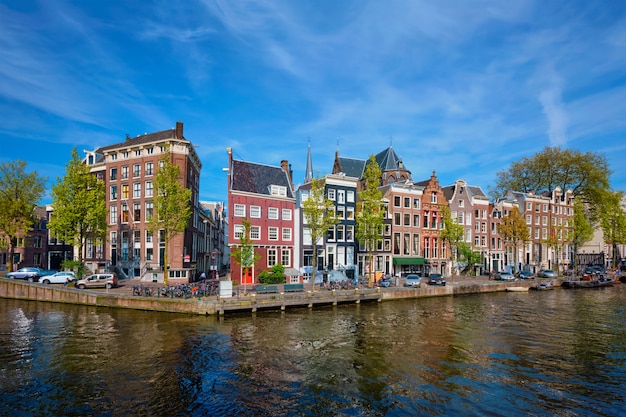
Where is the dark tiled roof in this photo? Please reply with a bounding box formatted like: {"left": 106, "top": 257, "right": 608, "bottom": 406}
{"left": 375, "top": 146, "right": 404, "bottom": 171}
{"left": 337, "top": 157, "right": 366, "bottom": 178}
{"left": 468, "top": 186, "right": 487, "bottom": 198}
{"left": 231, "top": 160, "right": 294, "bottom": 198}
{"left": 442, "top": 185, "right": 455, "bottom": 201}
{"left": 96, "top": 128, "right": 184, "bottom": 153}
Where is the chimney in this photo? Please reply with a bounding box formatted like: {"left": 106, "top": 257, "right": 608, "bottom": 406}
{"left": 281, "top": 160, "right": 293, "bottom": 185}
{"left": 125, "top": 134, "right": 130, "bottom": 141}
{"left": 175, "top": 121, "right": 183, "bottom": 139}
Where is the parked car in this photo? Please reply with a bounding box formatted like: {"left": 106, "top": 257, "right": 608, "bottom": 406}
{"left": 517, "top": 270, "right": 535, "bottom": 280}
{"left": 496, "top": 271, "right": 515, "bottom": 281}
{"left": 427, "top": 273, "right": 446, "bottom": 286}
{"left": 404, "top": 274, "right": 422, "bottom": 288}
{"left": 377, "top": 275, "right": 393, "bottom": 287}
{"left": 583, "top": 266, "right": 606, "bottom": 275}
{"left": 38, "top": 271, "right": 76, "bottom": 285}
{"left": 6, "top": 267, "right": 42, "bottom": 281}
{"left": 537, "top": 269, "right": 557, "bottom": 278}
{"left": 75, "top": 273, "right": 118, "bottom": 289}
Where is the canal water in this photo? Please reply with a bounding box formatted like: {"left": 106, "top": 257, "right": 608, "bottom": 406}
{"left": 1, "top": 285, "right": 625, "bottom": 417}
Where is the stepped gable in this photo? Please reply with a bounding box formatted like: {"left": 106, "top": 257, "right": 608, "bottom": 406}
{"left": 231, "top": 159, "right": 294, "bottom": 198}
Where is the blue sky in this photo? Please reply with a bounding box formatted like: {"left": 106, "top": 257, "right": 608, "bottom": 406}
{"left": 1, "top": 0, "right": 625, "bottom": 205}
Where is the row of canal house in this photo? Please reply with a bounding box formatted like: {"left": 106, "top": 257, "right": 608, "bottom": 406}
{"left": 226, "top": 143, "right": 576, "bottom": 285}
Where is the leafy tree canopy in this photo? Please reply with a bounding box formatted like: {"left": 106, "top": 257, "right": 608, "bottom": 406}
{"left": 0, "top": 160, "right": 46, "bottom": 271}
{"left": 492, "top": 146, "right": 611, "bottom": 208}
{"left": 302, "top": 176, "right": 337, "bottom": 273}
{"left": 48, "top": 148, "right": 106, "bottom": 264}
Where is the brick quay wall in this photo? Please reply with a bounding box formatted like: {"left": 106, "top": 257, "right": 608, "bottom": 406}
{"left": 0, "top": 277, "right": 546, "bottom": 316}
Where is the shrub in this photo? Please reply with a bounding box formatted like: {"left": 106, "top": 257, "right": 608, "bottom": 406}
{"left": 258, "top": 264, "right": 286, "bottom": 284}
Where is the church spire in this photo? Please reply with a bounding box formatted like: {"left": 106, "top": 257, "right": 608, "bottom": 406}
{"left": 304, "top": 137, "right": 313, "bottom": 183}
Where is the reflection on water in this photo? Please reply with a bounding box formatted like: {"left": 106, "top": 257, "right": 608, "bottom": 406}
{"left": 1, "top": 286, "right": 625, "bottom": 416}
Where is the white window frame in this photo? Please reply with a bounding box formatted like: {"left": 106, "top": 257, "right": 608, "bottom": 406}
{"left": 282, "top": 209, "right": 292, "bottom": 221}
{"left": 282, "top": 227, "right": 292, "bottom": 241}
{"left": 268, "top": 207, "right": 279, "bottom": 219}
{"left": 268, "top": 227, "right": 279, "bottom": 240}
{"left": 250, "top": 225, "right": 261, "bottom": 240}
{"left": 234, "top": 225, "right": 244, "bottom": 239}
{"left": 234, "top": 204, "right": 246, "bottom": 217}
{"left": 250, "top": 205, "right": 261, "bottom": 219}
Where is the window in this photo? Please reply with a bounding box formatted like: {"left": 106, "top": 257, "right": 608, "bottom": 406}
{"left": 268, "top": 227, "right": 278, "bottom": 240}
{"left": 122, "top": 184, "right": 129, "bottom": 199}
{"left": 234, "top": 204, "right": 245, "bottom": 217}
{"left": 234, "top": 225, "right": 244, "bottom": 239}
{"left": 336, "top": 206, "right": 345, "bottom": 219}
{"left": 412, "top": 234, "right": 420, "bottom": 255}
{"left": 281, "top": 249, "right": 290, "bottom": 267}
{"left": 145, "top": 181, "right": 153, "bottom": 197}
{"left": 526, "top": 215, "right": 531, "bottom": 224}
{"left": 431, "top": 192, "right": 437, "bottom": 203}
{"left": 404, "top": 213, "right": 410, "bottom": 226}
{"left": 122, "top": 204, "right": 129, "bottom": 223}
{"left": 346, "top": 207, "right": 355, "bottom": 220}
{"left": 527, "top": 202, "right": 532, "bottom": 210}
{"left": 413, "top": 214, "right": 420, "bottom": 227}
{"left": 336, "top": 225, "right": 344, "bottom": 241}
{"left": 268, "top": 249, "right": 277, "bottom": 267}
{"left": 346, "top": 225, "right": 354, "bottom": 241}
{"left": 282, "top": 228, "right": 292, "bottom": 241}
{"left": 404, "top": 197, "right": 410, "bottom": 208}
{"left": 123, "top": 151, "right": 129, "bottom": 159}
{"left": 134, "top": 230, "right": 141, "bottom": 243}
{"left": 133, "top": 182, "right": 141, "bottom": 198}
{"left": 145, "top": 162, "right": 154, "bottom": 176}
{"left": 147, "top": 147, "right": 154, "bottom": 155}
{"left": 413, "top": 198, "right": 420, "bottom": 209}
{"left": 337, "top": 190, "right": 345, "bottom": 204}
{"left": 110, "top": 168, "right": 117, "bottom": 180}
{"left": 250, "top": 226, "right": 260, "bottom": 240}
{"left": 145, "top": 201, "right": 153, "bottom": 220}
{"left": 134, "top": 203, "right": 141, "bottom": 222}
{"left": 394, "top": 196, "right": 401, "bottom": 207}
{"left": 146, "top": 230, "right": 153, "bottom": 243}
{"left": 481, "top": 222, "right": 486, "bottom": 233}
{"left": 328, "top": 189, "right": 336, "bottom": 200}
{"left": 146, "top": 248, "right": 153, "bottom": 260}
{"left": 394, "top": 233, "right": 401, "bottom": 255}
{"left": 268, "top": 207, "right": 279, "bottom": 219}
{"left": 133, "top": 164, "right": 140, "bottom": 177}
{"left": 327, "top": 227, "right": 335, "bottom": 241}
{"left": 403, "top": 234, "right": 410, "bottom": 255}
{"left": 121, "top": 166, "right": 129, "bottom": 179}
{"left": 135, "top": 149, "right": 141, "bottom": 157}
{"left": 347, "top": 191, "right": 355, "bottom": 202}
{"left": 282, "top": 209, "right": 292, "bottom": 221}
{"left": 110, "top": 205, "right": 117, "bottom": 224}
{"left": 269, "top": 185, "right": 287, "bottom": 196}
{"left": 111, "top": 153, "right": 117, "bottom": 161}
{"left": 459, "top": 200, "right": 464, "bottom": 208}
{"left": 394, "top": 212, "right": 401, "bottom": 226}
{"left": 110, "top": 185, "right": 118, "bottom": 200}
{"left": 250, "top": 206, "right": 261, "bottom": 218}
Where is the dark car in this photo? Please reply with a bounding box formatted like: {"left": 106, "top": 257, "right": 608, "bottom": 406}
{"left": 6, "top": 267, "right": 42, "bottom": 281}
{"left": 537, "top": 269, "right": 557, "bottom": 278}
{"left": 427, "top": 273, "right": 446, "bottom": 286}
{"left": 517, "top": 270, "right": 535, "bottom": 280}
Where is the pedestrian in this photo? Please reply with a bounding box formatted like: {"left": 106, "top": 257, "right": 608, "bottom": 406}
{"left": 200, "top": 271, "right": 206, "bottom": 281}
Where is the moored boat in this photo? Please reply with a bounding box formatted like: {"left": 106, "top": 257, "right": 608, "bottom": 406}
{"left": 562, "top": 278, "right": 614, "bottom": 289}
{"left": 505, "top": 286, "right": 529, "bottom": 292}
{"left": 530, "top": 281, "right": 554, "bottom": 290}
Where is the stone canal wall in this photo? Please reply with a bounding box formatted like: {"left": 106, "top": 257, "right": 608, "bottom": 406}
{"left": 0, "top": 278, "right": 540, "bottom": 316}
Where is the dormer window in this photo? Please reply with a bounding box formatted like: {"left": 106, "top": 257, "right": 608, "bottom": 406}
{"left": 269, "top": 185, "right": 287, "bottom": 196}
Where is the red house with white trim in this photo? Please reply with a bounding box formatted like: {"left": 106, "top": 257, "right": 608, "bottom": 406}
{"left": 226, "top": 148, "right": 296, "bottom": 285}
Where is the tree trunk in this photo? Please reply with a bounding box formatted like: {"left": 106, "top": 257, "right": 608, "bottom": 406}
{"left": 163, "top": 234, "right": 169, "bottom": 288}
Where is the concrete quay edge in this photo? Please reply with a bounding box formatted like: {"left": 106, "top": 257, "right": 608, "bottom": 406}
{"left": 0, "top": 277, "right": 553, "bottom": 316}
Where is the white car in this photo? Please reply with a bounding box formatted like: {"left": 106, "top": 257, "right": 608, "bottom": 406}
{"left": 38, "top": 271, "right": 76, "bottom": 285}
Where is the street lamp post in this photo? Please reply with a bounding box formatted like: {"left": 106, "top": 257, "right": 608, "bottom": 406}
{"left": 211, "top": 249, "right": 219, "bottom": 280}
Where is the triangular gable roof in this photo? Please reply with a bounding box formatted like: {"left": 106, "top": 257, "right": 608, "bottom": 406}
{"left": 231, "top": 160, "right": 294, "bottom": 198}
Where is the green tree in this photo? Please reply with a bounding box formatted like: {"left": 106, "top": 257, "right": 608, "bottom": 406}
{"left": 230, "top": 218, "right": 260, "bottom": 291}
{"left": 302, "top": 176, "right": 337, "bottom": 282}
{"left": 0, "top": 160, "right": 46, "bottom": 271}
{"left": 355, "top": 155, "right": 384, "bottom": 287}
{"left": 457, "top": 242, "right": 482, "bottom": 276}
{"left": 569, "top": 198, "right": 594, "bottom": 272}
{"left": 492, "top": 146, "right": 611, "bottom": 215}
{"left": 498, "top": 207, "right": 530, "bottom": 273}
{"left": 598, "top": 190, "right": 626, "bottom": 268}
{"left": 49, "top": 148, "right": 106, "bottom": 266}
{"left": 542, "top": 224, "right": 567, "bottom": 275}
{"left": 146, "top": 151, "right": 192, "bottom": 287}
{"left": 439, "top": 205, "right": 464, "bottom": 278}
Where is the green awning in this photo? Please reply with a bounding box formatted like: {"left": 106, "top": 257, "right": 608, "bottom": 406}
{"left": 393, "top": 257, "right": 426, "bottom": 265}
